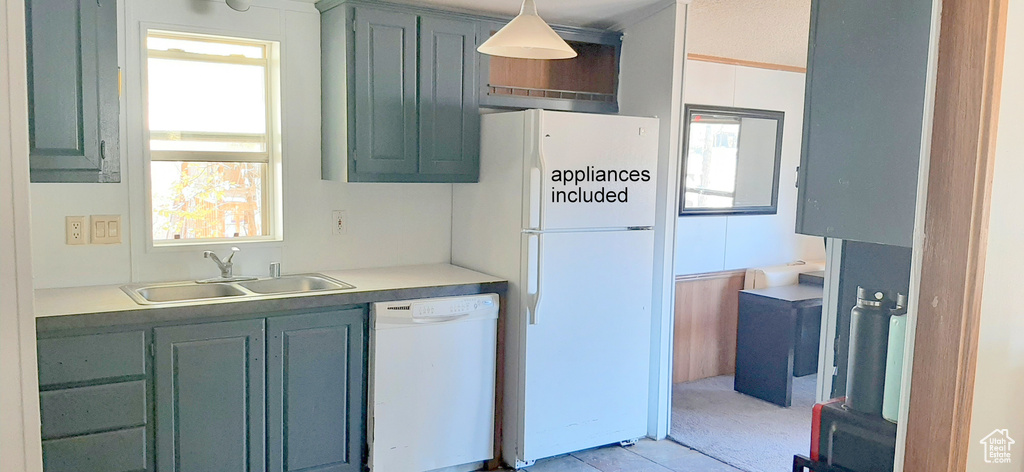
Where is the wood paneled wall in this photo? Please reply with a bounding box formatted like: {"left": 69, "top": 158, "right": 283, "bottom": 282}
{"left": 488, "top": 41, "right": 619, "bottom": 94}
{"left": 673, "top": 270, "right": 746, "bottom": 384}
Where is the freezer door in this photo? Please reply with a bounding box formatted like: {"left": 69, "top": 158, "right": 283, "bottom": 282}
{"left": 526, "top": 111, "right": 660, "bottom": 230}
{"left": 519, "top": 229, "right": 654, "bottom": 462}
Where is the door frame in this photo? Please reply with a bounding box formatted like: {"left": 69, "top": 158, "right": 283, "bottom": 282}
{"left": 902, "top": 0, "right": 1008, "bottom": 470}
{"left": 0, "top": 0, "right": 43, "bottom": 469}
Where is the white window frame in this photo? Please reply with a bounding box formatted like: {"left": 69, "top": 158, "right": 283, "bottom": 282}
{"left": 143, "top": 29, "right": 283, "bottom": 247}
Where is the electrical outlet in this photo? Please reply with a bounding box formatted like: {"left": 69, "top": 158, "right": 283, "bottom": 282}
{"left": 66, "top": 216, "right": 87, "bottom": 245}
{"left": 90, "top": 215, "right": 122, "bottom": 244}
{"left": 332, "top": 210, "right": 347, "bottom": 235}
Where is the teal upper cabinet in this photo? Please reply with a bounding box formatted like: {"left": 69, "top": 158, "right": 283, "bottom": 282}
{"left": 795, "top": 0, "right": 934, "bottom": 247}
{"left": 321, "top": 1, "right": 480, "bottom": 183}
{"left": 419, "top": 16, "right": 479, "bottom": 177}
{"left": 25, "top": 0, "right": 120, "bottom": 183}
{"left": 352, "top": 9, "right": 419, "bottom": 176}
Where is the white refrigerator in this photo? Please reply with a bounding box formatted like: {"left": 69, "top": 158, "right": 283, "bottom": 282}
{"left": 453, "top": 109, "right": 659, "bottom": 468}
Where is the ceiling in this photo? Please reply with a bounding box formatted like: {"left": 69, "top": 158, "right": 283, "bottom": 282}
{"left": 312, "top": 0, "right": 670, "bottom": 29}
{"left": 685, "top": 0, "right": 812, "bottom": 67}
{"left": 302, "top": 0, "right": 812, "bottom": 66}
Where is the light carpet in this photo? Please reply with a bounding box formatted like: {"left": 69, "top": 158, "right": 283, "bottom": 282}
{"left": 669, "top": 374, "right": 817, "bottom": 472}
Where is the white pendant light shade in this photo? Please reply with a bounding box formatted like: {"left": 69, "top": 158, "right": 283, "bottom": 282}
{"left": 477, "top": 0, "right": 577, "bottom": 60}
{"left": 226, "top": 0, "right": 251, "bottom": 12}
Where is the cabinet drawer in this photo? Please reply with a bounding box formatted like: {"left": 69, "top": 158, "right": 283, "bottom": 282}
{"left": 40, "top": 381, "right": 147, "bottom": 440}
{"left": 42, "top": 427, "right": 147, "bottom": 472}
{"left": 38, "top": 331, "right": 146, "bottom": 386}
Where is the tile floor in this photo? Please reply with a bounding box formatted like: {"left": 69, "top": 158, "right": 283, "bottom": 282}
{"left": 497, "top": 439, "right": 742, "bottom": 472}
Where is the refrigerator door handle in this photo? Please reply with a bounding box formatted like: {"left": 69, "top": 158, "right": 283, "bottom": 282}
{"left": 535, "top": 144, "right": 547, "bottom": 230}
{"left": 526, "top": 233, "right": 543, "bottom": 325}
{"left": 527, "top": 111, "right": 547, "bottom": 230}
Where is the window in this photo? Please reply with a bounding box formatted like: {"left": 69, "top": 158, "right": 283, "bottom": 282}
{"left": 679, "top": 105, "right": 785, "bottom": 216}
{"left": 145, "top": 30, "right": 281, "bottom": 244}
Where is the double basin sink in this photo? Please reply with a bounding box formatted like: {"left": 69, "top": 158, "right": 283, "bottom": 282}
{"left": 122, "top": 274, "right": 355, "bottom": 305}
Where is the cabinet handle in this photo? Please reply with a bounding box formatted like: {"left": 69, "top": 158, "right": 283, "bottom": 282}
{"left": 100, "top": 140, "right": 106, "bottom": 160}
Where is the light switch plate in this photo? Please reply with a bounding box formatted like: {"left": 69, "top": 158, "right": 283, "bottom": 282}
{"left": 90, "top": 215, "right": 122, "bottom": 244}
{"left": 66, "top": 216, "right": 87, "bottom": 245}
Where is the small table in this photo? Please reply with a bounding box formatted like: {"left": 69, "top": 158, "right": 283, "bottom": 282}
{"left": 735, "top": 284, "right": 823, "bottom": 407}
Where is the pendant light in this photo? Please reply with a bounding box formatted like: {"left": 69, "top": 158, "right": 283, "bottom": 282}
{"left": 477, "top": 0, "right": 577, "bottom": 60}
{"left": 226, "top": 0, "right": 251, "bottom": 12}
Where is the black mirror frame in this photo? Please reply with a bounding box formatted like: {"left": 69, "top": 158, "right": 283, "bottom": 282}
{"left": 678, "top": 104, "right": 785, "bottom": 217}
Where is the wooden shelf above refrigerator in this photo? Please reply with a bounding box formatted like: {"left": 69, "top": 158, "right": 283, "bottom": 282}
{"left": 478, "top": 28, "right": 621, "bottom": 114}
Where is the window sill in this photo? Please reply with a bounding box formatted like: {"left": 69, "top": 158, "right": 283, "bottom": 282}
{"left": 148, "top": 236, "right": 284, "bottom": 253}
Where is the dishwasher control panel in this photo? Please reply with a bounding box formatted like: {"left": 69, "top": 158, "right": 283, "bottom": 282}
{"left": 411, "top": 296, "right": 495, "bottom": 318}
{"left": 373, "top": 294, "right": 499, "bottom": 325}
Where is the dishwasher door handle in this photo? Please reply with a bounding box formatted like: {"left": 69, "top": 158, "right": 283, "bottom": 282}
{"left": 376, "top": 312, "right": 471, "bottom": 326}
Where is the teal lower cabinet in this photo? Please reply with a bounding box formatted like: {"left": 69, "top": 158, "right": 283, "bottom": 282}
{"left": 154, "top": 319, "right": 267, "bottom": 472}
{"left": 42, "top": 427, "right": 148, "bottom": 472}
{"left": 267, "top": 309, "right": 365, "bottom": 472}
{"left": 37, "top": 306, "right": 368, "bottom": 472}
{"left": 37, "top": 330, "right": 150, "bottom": 472}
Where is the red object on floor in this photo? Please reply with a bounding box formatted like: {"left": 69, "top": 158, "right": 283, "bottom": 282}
{"left": 811, "top": 397, "right": 845, "bottom": 461}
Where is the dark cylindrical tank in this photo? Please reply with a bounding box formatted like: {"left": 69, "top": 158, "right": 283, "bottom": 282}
{"left": 846, "top": 287, "right": 894, "bottom": 416}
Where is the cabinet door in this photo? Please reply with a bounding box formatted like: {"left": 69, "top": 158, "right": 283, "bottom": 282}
{"left": 352, "top": 8, "right": 418, "bottom": 176}
{"left": 795, "top": 0, "right": 932, "bottom": 247}
{"left": 419, "top": 16, "right": 479, "bottom": 181}
{"left": 25, "top": 0, "right": 119, "bottom": 182}
{"left": 155, "top": 320, "right": 265, "bottom": 472}
{"left": 267, "top": 309, "right": 365, "bottom": 472}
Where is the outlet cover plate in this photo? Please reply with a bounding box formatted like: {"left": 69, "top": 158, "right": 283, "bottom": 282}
{"left": 90, "top": 215, "right": 122, "bottom": 244}
{"left": 66, "top": 216, "right": 87, "bottom": 245}
{"left": 332, "top": 210, "right": 347, "bottom": 235}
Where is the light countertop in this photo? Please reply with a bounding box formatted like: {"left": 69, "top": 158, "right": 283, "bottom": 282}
{"left": 34, "top": 264, "right": 506, "bottom": 329}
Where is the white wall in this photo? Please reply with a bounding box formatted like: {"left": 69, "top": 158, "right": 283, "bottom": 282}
{"left": 1, "top": 0, "right": 43, "bottom": 468}
{"left": 618, "top": 0, "right": 688, "bottom": 439}
{"left": 674, "top": 59, "right": 823, "bottom": 275}
{"left": 30, "top": 0, "right": 454, "bottom": 289}
{"left": 967, "top": 0, "right": 1024, "bottom": 469}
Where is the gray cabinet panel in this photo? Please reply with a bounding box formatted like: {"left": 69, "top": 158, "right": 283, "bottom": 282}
{"left": 353, "top": 8, "right": 418, "bottom": 175}
{"left": 42, "top": 427, "right": 146, "bottom": 472}
{"left": 320, "top": 5, "right": 350, "bottom": 181}
{"left": 37, "top": 331, "right": 146, "bottom": 386}
{"left": 155, "top": 320, "right": 265, "bottom": 472}
{"left": 95, "top": 0, "right": 120, "bottom": 180}
{"left": 267, "top": 309, "right": 365, "bottom": 472}
{"left": 419, "top": 16, "right": 478, "bottom": 178}
{"left": 40, "top": 380, "right": 147, "bottom": 439}
{"left": 25, "top": 0, "right": 119, "bottom": 182}
{"left": 796, "top": 0, "right": 933, "bottom": 247}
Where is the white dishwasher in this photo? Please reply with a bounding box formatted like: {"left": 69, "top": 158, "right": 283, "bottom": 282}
{"left": 370, "top": 294, "right": 499, "bottom": 472}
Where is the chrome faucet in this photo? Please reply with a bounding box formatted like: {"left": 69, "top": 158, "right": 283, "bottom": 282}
{"left": 204, "top": 247, "right": 240, "bottom": 279}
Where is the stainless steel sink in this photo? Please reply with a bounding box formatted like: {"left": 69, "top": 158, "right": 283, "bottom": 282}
{"left": 122, "top": 273, "right": 355, "bottom": 305}
{"left": 126, "top": 282, "right": 248, "bottom": 304}
{"left": 238, "top": 274, "right": 353, "bottom": 295}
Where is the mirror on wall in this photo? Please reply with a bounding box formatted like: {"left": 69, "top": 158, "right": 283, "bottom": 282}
{"left": 679, "top": 105, "right": 785, "bottom": 216}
